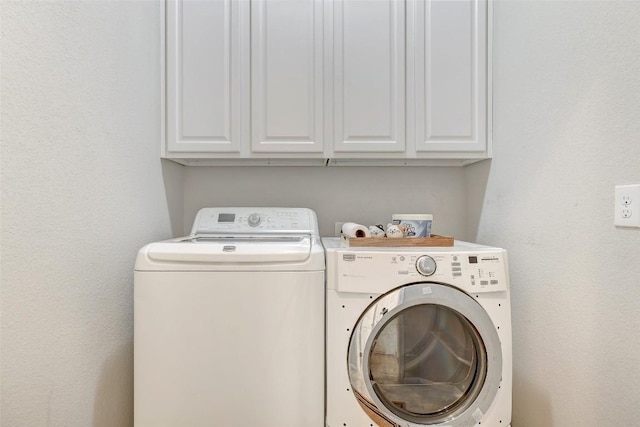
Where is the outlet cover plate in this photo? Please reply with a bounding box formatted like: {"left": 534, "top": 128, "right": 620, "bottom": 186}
{"left": 615, "top": 184, "right": 640, "bottom": 227}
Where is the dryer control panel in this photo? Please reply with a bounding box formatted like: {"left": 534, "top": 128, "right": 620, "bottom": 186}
{"left": 191, "top": 207, "right": 318, "bottom": 235}
{"left": 334, "top": 248, "right": 509, "bottom": 294}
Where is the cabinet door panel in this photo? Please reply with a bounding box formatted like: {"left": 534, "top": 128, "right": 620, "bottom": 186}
{"left": 413, "top": 0, "right": 487, "bottom": 152}
{"left": 167, "top": 0, "right": 247, "bottom": 153}
{"left": 333, "top": 0, "right": 405, "bottom": 153}
{"left": 251, "top": 0, "right": 323, "bottom": 153}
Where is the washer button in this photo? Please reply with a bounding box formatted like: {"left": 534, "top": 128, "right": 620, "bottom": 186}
{"left": 248, "top": 213, "right": 262, "bottom": 227}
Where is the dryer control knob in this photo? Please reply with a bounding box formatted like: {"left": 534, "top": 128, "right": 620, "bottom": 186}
{"left": 247, "top": 213, "right": 262, "bottom": 227}
{"left": 416, "top": 255, "right": 437, "bottom": 276}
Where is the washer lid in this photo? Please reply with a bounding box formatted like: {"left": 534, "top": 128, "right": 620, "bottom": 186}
{"left": 143, "top": 235, "right": 313, "bottom": 264}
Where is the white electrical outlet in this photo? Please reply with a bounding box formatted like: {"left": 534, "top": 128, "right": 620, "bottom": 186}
{"left": 615, "top": 184, "right": 640, "bottom": 227}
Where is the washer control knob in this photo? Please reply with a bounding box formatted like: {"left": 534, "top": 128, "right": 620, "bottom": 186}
{"left": 247, "top": 213, "right": 262, "bottom": 227}
{"left": 416, "top": 255, "right": 437, "bottom": 276}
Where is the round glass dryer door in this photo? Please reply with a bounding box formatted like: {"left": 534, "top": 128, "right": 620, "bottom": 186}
{"left": 348, "top": 283, "right": 502, "bottom": 427}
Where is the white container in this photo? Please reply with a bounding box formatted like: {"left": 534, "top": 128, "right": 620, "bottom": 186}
{"left": 392, "top": 214, "right": 433, "bottom": 238}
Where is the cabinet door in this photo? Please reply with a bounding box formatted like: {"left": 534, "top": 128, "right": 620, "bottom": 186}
{"left": 411, "top": 0, "right": 487, "bottom": 153}
{"left": 332, "top": 0, "right": 405, "bottom": 153}
{"left": 166, "top": 0, "right": 249, "bottom": 153}
{"left": 251, "top": 0, "right": 324, "bottom": 153}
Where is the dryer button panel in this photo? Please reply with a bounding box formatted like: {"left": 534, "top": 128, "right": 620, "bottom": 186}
{"left": 336, "top": 250, "right": 508, "bottom": 294}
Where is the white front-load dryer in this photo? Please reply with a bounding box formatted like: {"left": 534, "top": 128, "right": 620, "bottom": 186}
{"left": 323, "top": 238, "right": 512, "bottom": 427}
{"left": 134, "top": 208, "right": 325, "bottom": 427}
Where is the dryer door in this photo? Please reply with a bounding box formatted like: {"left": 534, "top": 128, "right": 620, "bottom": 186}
{"left": 348, "top": 282, "right": 502, "bottom": 427}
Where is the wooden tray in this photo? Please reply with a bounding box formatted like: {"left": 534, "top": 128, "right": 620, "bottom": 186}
{"left": 341, "top": 234, "right": 454, "bottom": 247}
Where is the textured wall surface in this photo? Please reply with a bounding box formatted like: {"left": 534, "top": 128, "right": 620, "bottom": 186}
{"left": 1, "top": 1, "right": 182, "bottom": 426}
{"left": 467, "top": 1, "right": 640, "bottom": 425}
{"left": 183, "top": 166, "right": 467, "bottom": 238}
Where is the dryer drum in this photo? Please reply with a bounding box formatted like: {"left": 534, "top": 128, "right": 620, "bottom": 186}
{"left": 347, "top": 283, "right": 502, "bottom": 427}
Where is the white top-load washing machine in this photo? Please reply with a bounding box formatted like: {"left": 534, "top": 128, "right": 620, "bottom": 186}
{"left": 134, "top": 208, "right": 324, "bottom": 427}
{"left": 323, "top": 238, "right": 512, "bottom": 427}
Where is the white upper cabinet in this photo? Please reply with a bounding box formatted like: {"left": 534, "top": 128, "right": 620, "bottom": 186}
{"left": 163, "top": 0, "right": 491, "bottom": 165}
{"left": 251, "top": 0, "right": 324, "bottom": 153}
{"left": 165, "top": 0, "right": 249, "bottom": 154}
{"left": 408, "top": 0, "right": 488, "bottom": 156}
{"left": 331, "top": 0, "right": 405, "bottom": 153}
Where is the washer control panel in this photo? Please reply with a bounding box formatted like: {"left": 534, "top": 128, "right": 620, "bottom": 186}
{"left": 191, "top": 207, "right": 317, "bottom": 234}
